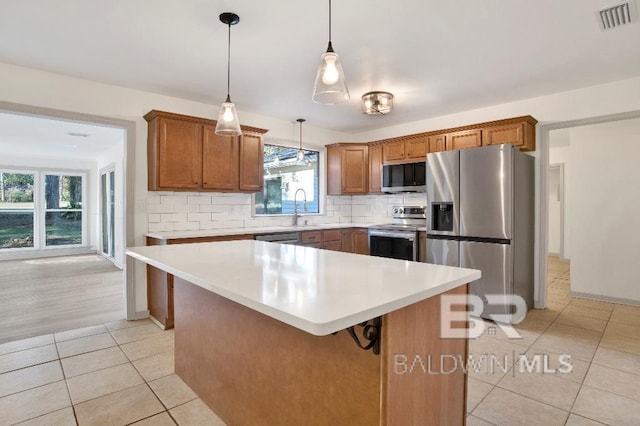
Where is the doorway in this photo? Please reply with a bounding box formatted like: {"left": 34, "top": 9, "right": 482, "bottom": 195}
{"left": 547, "top": 163, "right": 565, "bottom": 261}
{"left": 100, "top": 167, "right": 116, "bottom": 261}
{"left": 0, "top": 100, "right": 137, "bottom": 334}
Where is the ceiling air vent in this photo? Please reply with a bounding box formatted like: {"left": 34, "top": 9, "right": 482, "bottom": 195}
{"left": 598, "top": 1, "right": 638, "bottom": 30}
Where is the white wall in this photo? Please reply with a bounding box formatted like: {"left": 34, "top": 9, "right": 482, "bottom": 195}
{"left": 547, "top": 167, "right": 560, "bottom": 255}
{"left": 549, "top": 129, "right": 572, "bottom": 260}
{"left": 0, "top": 155, "right": 97, "bottom": 260}
{"left": 3, "top": 61, "right": 640, "bottom": 313}
{"left": 96, "top": 141, "right": 125, "bottom": 268}
{"left": 568, "top": 118, "right": 640, "bottom": 303}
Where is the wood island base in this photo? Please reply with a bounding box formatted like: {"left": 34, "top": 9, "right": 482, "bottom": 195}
{"left": 174, "top": 277, "right": 469, "bottom": 425}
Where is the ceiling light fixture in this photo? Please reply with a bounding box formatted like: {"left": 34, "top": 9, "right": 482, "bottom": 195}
{"left": 312, "top": 0, "right": 349, "bottom": 104}
{"left": 215, "top": 12, "right": 242, "bottom": 136}
{"left": 296, "top": 118, "right": 306, "bottom": 161}
{"left": 361, "top": 91, "right": 394, "bottom": 115}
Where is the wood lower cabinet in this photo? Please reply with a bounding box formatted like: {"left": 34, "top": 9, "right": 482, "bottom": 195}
{"left": 418, "top": 231, "right": 427, "bottom": 263}
{"left": 341, "top": 228, "right": 369, "bottom": 255}
{"left": 145, "top": 110, "right": 267, "bottom": 192}
{"left": 326, "top": 144, "right": 369, "bottom": 195}
{"left": 146, "top": 234, "right": 254, "bottom": 329}
{"left": 352, "top": 228, "right": 369, "bottom": 255}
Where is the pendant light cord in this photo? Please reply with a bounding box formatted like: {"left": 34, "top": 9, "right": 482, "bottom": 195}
{"left": 328, "top": 0, "right": 332, "bottom": 42}
{"left": 226, "top": 22, "right": 231, "bottom": 99}
{"left": 299, "top": 122, "right": 303, "bottom": 150}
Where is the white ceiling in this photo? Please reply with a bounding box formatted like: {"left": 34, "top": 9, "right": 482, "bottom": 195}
{"left": 0, "top": 112, "right": 124, "bottom": 160}
{"left": 1, "top": 0, "right": 640, "bottom": 134}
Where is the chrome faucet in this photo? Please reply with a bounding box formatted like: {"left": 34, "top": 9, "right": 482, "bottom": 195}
{"left": 293, "top": 188, "right": 308, "bottom": 226}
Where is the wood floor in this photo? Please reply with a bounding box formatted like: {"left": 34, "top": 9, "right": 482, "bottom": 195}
{"left": 0, "top": 254, "right": 125, "bottom": 344}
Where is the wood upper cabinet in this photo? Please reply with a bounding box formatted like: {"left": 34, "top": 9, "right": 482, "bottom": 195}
{"left": 368, "top": 143, "right": 383, "bottom": 193}
{"left": 382, "top": 140, "right": 405, "bottom": 163}
{"left": 427, "top": 134, "right": 447, "bottom": 153}
{"left": 239, "top": 132, "right": 264, "bottom": 192}
{"left": 145, "top": 110, "right": 268, "bottom": 192}
{"left": 202, "top": 126, "right": 238, "bottom": 190}
{"left": 446, "top": 129, "right": 482, "bottom": 151}
{"left": 405, "top": 136, "right": 428, "bottom": 160}
{"left": 151, "top": 117, "right": 203, "bottom": 190}
{"left": 382, "top": 137, "right": 427, "bottom": 163}
{"left": 326, "top": 144, "right": 368, "bottom": 195}
{"left": 482, "top": 117, "right": 536, "bottom": 151}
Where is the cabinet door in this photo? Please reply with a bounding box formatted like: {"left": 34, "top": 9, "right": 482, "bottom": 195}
{"left": 341, "top": 229, "right": 354, "bottom": 253}
{"left": 326, "top": 145, "right": 342, "bottom": 195}
{"left": 353, "top": 229, "right": 369, "bottom": 255}
{"left": 342, "top": 146, "right": 368, "bottom": 194}
{"left": 405, "top": 137, "right": 427, "bottom": 160}
{"left": 156, "top": 118, "right": 202, "bottom": 189}
{"left": 202, "top": 125, "right": 239, "bottom": 191}
{"left": 382, "top": 140, "right": 405, "bottom": 163}
{"left": 447, "top": 129, "right": 482, "bottom": 151}
{"left": 368, "top": 144, "right": 383, "bottom": 193}
{"left": 239, "top": 132, "right": 264, "bottom": 192}
{"left": 482, "top": 122, "right": 529, "bottom": 149}
{"left": 427, "top": 134, "right": 446, "bottom": 153}
{"left": 323, "top": 240, "right": 342, "bottom": 252}
{"left": 418, "top": 231, "right": 427, "bottom": 263}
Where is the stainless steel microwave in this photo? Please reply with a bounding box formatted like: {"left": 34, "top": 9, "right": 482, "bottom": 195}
{"left": 381, "top": 161, "right": 426, "bottom": 193}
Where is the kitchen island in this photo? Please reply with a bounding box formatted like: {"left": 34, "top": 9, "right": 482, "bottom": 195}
{"left": 126, "top": 240, "right": 480, "bottom": 425}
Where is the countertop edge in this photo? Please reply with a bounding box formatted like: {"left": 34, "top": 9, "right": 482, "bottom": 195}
{"left": 126, "top": 248, "right": 481, "bottom": 336}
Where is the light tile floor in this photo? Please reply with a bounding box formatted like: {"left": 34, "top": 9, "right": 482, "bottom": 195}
{"left": 467, "top": 256, "right": 640, "bottom": 425}
{"left": 0, "top": 319, "right": 224, "bottom": 425}
{"left": 1, "top": 256, "right": 638, "bottom": 425}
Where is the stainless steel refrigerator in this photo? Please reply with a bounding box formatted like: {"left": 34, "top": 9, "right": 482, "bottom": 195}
{"left": 426, "top": 144, "right": 534, "bottom": 322}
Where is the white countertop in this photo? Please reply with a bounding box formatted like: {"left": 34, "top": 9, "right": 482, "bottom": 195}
{"left": 127, "top": 241, "right": 480, "bottom": 336}
{"left": 146, "top": 223, "right": 374, "bottom": 240}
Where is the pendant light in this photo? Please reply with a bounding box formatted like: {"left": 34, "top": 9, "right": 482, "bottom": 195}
{"left": 215, "top": 12, "right": 242, "bottom": 136}
{"left": 296, "top": 119, "right": 306, "bottom": 161}
{"left": 312, "top": 0, "right": 350, "bottom": 104}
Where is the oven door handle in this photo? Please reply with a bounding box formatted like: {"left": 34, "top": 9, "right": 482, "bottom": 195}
{"left": 368, "top": 230, "right": 416, "bottom": 240}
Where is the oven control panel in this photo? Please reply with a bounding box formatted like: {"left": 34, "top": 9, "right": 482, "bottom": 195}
{"left": 392, "top": 205, "right": 426, "bottom": 219}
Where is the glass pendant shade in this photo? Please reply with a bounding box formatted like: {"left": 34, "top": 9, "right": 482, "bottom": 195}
{"left": 215, "top": 12, "right": 242, "bottom": 136}
{"left": 296, "top": 118, "right": 306, "bottom": 162}
{"left": 215, "top": 96, "right": 242, "bottom": 136}
{"left": 312, "top": 44, "right": 350, "bottom": 104}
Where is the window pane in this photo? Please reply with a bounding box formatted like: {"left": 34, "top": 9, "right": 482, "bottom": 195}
{"left": 255, "top": 145, "right": 319, "bottom": 215}
{"left": 45, "top": 175, "right": 82, "bottom": 209}
{"left": 0, "top": 172, "right": 35, "bottom": 249}
{"left": 45, "top": 211, "right": 82, "bottom": 246}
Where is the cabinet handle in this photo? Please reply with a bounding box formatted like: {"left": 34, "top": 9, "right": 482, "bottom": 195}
{"left": 203, "top": 181, "right": 207, "bottom": 184}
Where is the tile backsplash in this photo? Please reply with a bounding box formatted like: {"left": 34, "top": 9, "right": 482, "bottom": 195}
{"left": 146, "top": 192, "right": 428, "bottom": 233}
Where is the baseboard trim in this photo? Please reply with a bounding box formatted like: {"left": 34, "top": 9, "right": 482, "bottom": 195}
{"left": 570, "top": 291, "right": 640, "bottom": 307}
{"left": 0, "top": 247, "right": 96, "bottom": 261}
{"left": 133, "top": 310, "right": 150, "bottom": 320}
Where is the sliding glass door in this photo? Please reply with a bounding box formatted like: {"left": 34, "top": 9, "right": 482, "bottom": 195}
{"left": 100, "top": 169, "right": 115, "bottom": 259}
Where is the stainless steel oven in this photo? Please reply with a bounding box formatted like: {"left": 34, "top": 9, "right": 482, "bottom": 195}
{"left": 368, "top": 206, "right": 426, "bottom": 261}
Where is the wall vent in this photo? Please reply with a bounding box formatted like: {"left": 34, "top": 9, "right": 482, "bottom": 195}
{"left": 598, "top": 1, "right": 638, "bottom": 30}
